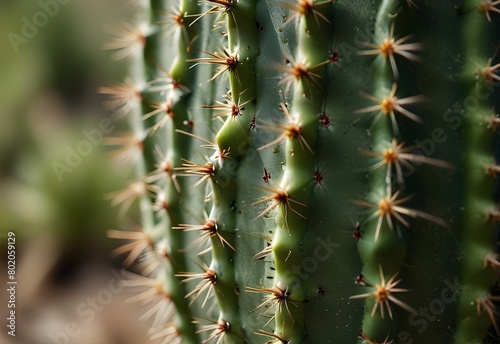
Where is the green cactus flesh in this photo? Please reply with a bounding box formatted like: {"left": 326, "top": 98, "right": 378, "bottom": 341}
{"left": 102, "top": 0, "right": 500, "bottom": 343}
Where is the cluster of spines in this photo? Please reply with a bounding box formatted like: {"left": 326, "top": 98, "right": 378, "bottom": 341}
{"left": 455, "top": 0, "right": 500, "bottom": 342}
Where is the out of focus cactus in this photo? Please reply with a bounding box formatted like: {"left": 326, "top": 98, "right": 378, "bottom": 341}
{"left": 102, "top": 0, "right": 500, "bottom": 343}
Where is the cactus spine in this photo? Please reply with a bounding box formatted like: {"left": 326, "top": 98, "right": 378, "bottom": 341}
{"left": 102, "top": 0, "right": 500, "bottom": 343}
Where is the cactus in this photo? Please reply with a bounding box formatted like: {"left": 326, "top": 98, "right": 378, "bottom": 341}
{"left": 101, "top": 0, "right": 500, "bottom": 343}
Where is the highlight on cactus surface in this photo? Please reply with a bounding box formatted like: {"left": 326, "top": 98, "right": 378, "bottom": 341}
{"left": 100, "top": 0, "right": 500, "bottom": 343}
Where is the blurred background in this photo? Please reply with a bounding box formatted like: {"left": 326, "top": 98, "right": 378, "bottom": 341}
{"left": 0, "top": 1, "right": 150, "bottom": 343}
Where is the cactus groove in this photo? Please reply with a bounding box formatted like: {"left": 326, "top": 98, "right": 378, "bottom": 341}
{"left": 102, "top": 0, "right": 500, "bottom": 343}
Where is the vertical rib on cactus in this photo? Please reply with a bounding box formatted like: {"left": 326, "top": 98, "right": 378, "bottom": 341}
{"left": 107, "top": 0, "right": 206, "bottom": 341}
{"left": 353, "top": 1, "right": 414, "bottom": 341}
{"left": 184, "top": 0, "right": 259, "bottom": 342}
{"left": 204, "top": 158, "right": 248, "bottom": 343}
{"left": 102, "top": 0, "right": 196, "bottom": 340}
{"left": 147, "top": 0, "right": 204, "bottom": 341}
{"left": 204, "top": 0, "right": 258, "bottom": 337}
{"left": 101, "top": 3, "right": 158, "bottom": 269}
{"left": 254, "top": 1, "right": 333, "bottom": 341}
{"left": 216, "top": 0, "right": 257, "bottom": 155}
{"left": 104, "top": 11, "right": 155, "bottom": 234}
{"left": 455, "top": 1, "right": 499, "bottom": 342}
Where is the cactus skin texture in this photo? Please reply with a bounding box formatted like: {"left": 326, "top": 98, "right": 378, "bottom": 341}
{"left": 102, "top": 0, "right": 500, "bottom": 343}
